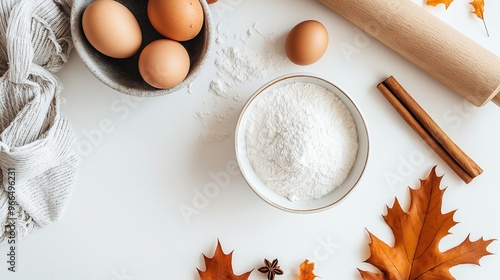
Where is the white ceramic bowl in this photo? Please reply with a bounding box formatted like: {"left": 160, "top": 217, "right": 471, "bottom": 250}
{"left": 235, "top": 74, "right": 369, "bottom": 213}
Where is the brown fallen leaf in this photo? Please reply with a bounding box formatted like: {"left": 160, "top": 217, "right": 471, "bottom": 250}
{"left": 425, "top": 0, "right": 454, "bottom": 9}
{"left": 359, "top": 167, "right": 494, "bottom": 280}
{"left": 198, "top": 240, "right": 253, "bottom": 280}
{"left": 298, "top": 259, "right": 317, "bottom": 280}
{"left": 470, "top": 0, "right": 490, "bottom": 36}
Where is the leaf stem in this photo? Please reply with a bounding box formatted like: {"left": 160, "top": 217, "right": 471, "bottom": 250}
{"left": 482, "top": 15, "right": 490, "bottom": 37}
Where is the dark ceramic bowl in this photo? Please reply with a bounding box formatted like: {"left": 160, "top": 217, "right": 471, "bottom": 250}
{"left": 70, "top": 0, "right": 213, "bottom": 96}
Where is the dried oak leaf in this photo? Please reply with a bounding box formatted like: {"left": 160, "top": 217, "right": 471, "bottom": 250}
{"left": 359, "top": 167, "right": 494, "bottom": 280}
{"left": 197, "top": 240, "right": 253, "bottom": 280}
{"left": 298, "top": 259, "right": 317, "bottom": 280}
{"left": 426, "top": 0, "right": 454, "bottom": 9}
{"left": 470, "top": 0, "right": 490, "bottom": 36}
{"left": 470, "top": 0, "right": 485, "bottom": 18}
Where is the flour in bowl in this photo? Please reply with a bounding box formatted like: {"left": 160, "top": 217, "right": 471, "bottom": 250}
{"left": 245, "top": 82, "right": 359, "bottom": 201}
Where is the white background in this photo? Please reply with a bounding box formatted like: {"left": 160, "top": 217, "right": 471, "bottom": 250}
{"left": 1, "top": 0, "right": 500, "bottom": 279}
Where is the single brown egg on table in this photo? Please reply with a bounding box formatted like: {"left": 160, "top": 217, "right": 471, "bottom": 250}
{"left": 147, "top": 0, "right": 204, "bottom": 42}
{"left": 285, "top": 20, "right": 329, "bottom": 65}
{"left": 138, "top": 39, "right": 190, "bottom": 89}
{"left": 82, "top": 0, "right": 142, "bottom": 58}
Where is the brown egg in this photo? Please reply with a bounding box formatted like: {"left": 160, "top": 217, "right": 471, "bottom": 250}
{"left": 82, "top": 0, "right": 142, "bottom": 58}
{"left": 147, "top": 0, "right": 204, "bottom": 42}
{"left": 138, "top": 39, "right": 190, "bottom": 89}
{"left": 285, "top": 20, "right": 329, "bottom": 66}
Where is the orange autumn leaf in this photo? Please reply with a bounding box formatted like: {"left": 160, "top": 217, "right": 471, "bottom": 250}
{"left": 470, "top": 0, "right": 490, "bottom": 36}
{"left": 299, "top": 259, "right": 317, "bottom": 280}
{"left": 198, "top": 240, "right": 253, "bottom": 280}
{"left": 359, "top": 167, "right": 494, "bottom": 280}
{"left": 426, "top": 0, "right": 454, "bottom": 9}
{"left": 470, "top": 0, "right": 485, "bottom": 18}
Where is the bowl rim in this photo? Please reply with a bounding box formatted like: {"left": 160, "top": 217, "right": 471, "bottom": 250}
{"left": 70, "top": 0, "right": 214, "bottom": 97}
{"left": 235, "top": 73, "right": 370, "bottom": 213}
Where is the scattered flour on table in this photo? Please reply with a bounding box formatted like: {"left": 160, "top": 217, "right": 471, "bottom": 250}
{"left": 195, "top": 20, "right": 285, "bottom": 143}
{"left": 215, "top": 43, "right": 282, "bottom": 86}
{"left": 245, "top": 83, "right": 359, "bottom": 201}
{"left": 199, "top": 129, "right": 229, "bottom": 144}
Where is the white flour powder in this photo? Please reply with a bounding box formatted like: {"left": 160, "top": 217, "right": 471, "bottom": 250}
{"left": 245, "top": 82, "right": 359, "bottom": 201}
{"left": 195, "top": 20, "right": 285, "bottom": 143}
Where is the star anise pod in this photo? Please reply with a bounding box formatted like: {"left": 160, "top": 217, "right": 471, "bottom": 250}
{"left": 258, "top": 259, "right": 283, "bottom": 280}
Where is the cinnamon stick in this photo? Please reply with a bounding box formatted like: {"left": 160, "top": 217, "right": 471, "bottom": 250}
{"left": 377, "top": 77, "right": 482, "bottom": 183}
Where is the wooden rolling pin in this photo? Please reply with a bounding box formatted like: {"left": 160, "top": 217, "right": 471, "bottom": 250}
{"left": 319, "top": 0, "right": 500, "bottom": 107}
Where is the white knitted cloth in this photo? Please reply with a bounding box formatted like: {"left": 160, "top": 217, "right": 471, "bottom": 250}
{"left": 0, "top": 0, "right": 79, "bottom": 244}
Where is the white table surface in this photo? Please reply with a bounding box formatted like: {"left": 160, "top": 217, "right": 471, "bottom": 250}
{"left": 1, "top": 0, "right": 499, "bottom": 279}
